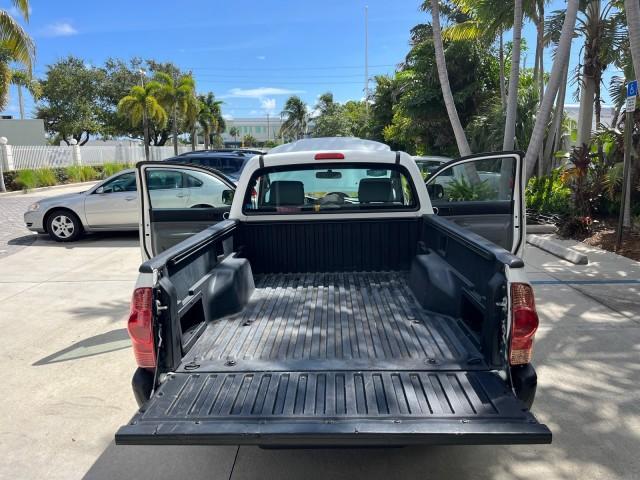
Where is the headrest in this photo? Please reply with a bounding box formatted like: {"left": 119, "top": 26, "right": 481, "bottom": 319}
{"left": 359, "top": 178, "right": 393, "bottom": 203}
{"left": 268, "top": 181, "right": 305, "bottom": 206}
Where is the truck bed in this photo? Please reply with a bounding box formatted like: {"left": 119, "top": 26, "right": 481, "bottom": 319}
{"left": 181, "top": 271, "right": 484, "bottom": 370}
{"left": 117, "top": 271, "right": 550, "bottom": 445}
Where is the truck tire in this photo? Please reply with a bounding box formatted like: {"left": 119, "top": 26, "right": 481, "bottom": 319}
{"left": 46, "top": 209, "right": 83, "bottom": 242}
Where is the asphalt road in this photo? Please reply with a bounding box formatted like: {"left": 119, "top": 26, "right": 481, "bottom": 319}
{"left": 0, "top": 195, "right": 638, "bottom": 479}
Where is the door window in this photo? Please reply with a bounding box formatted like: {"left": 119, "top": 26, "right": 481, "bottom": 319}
{"left": 145, "top": 168, "right": 232, "bottom": 209}
{"left": 99, "top": 172, "right": 137, "bottom": 193}
{"left": 430, "top": 157, "right": 515, "bottom": 203}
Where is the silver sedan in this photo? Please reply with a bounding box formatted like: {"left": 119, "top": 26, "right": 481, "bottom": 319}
{"left": 24, "top": 167, "right": 233, "bottom": 242}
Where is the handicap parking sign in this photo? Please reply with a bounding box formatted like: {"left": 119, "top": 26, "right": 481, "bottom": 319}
{"left": 627, "top": 80, "right": 638, "bottom": 98}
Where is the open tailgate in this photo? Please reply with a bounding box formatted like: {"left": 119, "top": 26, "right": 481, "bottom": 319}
{"left": 115, "top": 369, "right": 550, "bottom": 446}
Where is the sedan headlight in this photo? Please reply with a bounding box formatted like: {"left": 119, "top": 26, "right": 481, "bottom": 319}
{"left": 27, "top": 202, "right": 40, "bottom": 212}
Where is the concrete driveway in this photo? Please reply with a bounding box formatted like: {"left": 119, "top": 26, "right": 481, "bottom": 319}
{"left": 0, "top": 214, "right": 638, "bottom": 479}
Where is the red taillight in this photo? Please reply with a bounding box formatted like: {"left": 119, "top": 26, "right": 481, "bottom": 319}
{"left": 251, "top": 187, "right": 257, "bottom": 198}
{"left": 127, "top": 287, "right": 156, "bottom": 369}
{"left": 314, "top": 152, "right": 344, "bottom": 160}
{"left": 509, "top": 283, "right": 539, "bottom": 365}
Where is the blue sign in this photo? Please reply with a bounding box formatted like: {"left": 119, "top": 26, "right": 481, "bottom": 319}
{"left": 627, "top": 80, "right": 638, "bottom": 97}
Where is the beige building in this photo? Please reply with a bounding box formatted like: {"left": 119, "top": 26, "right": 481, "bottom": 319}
{"left": 0, "top": 118, "right": 47, "bottom": 145}
{"left": 222, "top": 117, "right": 284, "bottom": 145}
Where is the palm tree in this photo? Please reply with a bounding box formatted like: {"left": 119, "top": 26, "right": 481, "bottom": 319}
{"left": 0, "top": 0, "right": 34, "bottom": 111}
{"left": 10, "top": 69, "right": 40, "bottom": 118}
{"left": 117, "top": 83, "right": 168, "bottom": 161}
{"left": 424, "top": 0, "right": 471, "bottom": 157}
{"left": 626, "top": 0, "right": 640, "bottom": 81}
{"left": 280, "top": 95, "right": 308, "bottom": 140}
{"left": 229, "top": 126, "right": 239, "bottom": 144}
{"left": 198, "top": 92, "right": 223, "bottom": 149}
{"left": 154, "top": 72, "right": 197, "bottom": 155}
{"left": 525, "top": 0, "right": 580, "bottom": 179}
{"left": 503, "top": 0, "right": 524, "bottom": 151}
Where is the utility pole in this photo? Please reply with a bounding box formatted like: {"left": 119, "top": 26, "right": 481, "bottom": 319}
{"left": 616, "top": 80, "right": 637, "bottom": 251}
{"left": 267, "top": 113, "right": 270, "bottom": 141}
{"left": 364, "top": 5, "right": 369, "bottom": 116}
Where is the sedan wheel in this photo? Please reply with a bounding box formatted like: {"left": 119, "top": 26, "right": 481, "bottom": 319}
{"left": 47, "top": 210, "right": 83, "bottom": 242}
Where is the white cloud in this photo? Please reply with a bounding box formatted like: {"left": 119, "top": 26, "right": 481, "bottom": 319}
{"left": 222, "top": 87, "right": 304, "bottom": 99}
{"left": 260, "top": 98, "right": 276, "bottom": 113}
{"left": 256, "top": 55, "right": 266, "bottom": 61}
{"left": 249, "top": 110, "right": 258, "bottom": 115}
{"left": 41, "top": 22, "right": 78, "bottom": 37}
{"left": 223, "top": 113, "right": 234, "bottom": 120}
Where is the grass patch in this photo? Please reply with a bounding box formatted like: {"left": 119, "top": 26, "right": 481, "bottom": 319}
{"left": 66, "top": 165, "right": 98, "bottom": 183}
{"left": 34, "top": 168, "right": 57, "bottom": 187}
{"left": 15, "top": 169, "right": 38, "bottom": 191}
{"left": 101, "top": 162, "right": 131, "bottom": 178}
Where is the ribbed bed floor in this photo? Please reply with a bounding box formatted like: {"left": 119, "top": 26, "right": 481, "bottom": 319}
{"left": 182, "top": 271, "right": 483, "bottom": 370}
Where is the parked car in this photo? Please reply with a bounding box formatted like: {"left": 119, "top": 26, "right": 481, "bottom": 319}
{"left": 24, "top": 166, "right": 235, "bottom": 242}
{"left": 114, "top": 138, "right": 550, "bottom": 447}
{"left": 412, "top": 155, "right": 452, "bottom": 179}
{"left": 170, "top": 149, "right": 264, "bottom": 182}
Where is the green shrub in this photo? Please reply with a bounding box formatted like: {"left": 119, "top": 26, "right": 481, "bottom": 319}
{"left": 526, "top": 168, "right": 571, "bottom": 215}
{"left": 66, "top": 165, "right": 98, "bottom": 183}
{"left": 444, "top": 177, "right": 496, "bottom": 201}
{"left": 15, "top": 169, "right": 38, "bottom": 191}
{"left": 101, "top": 162, "right": 130, "bottom": 178}
{"left": 34, "top": 168, "right": 57, "bottom": 187}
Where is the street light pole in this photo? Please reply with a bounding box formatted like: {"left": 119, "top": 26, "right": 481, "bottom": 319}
{"left": 364, "top": 5, "right": 369, "bottom": 116}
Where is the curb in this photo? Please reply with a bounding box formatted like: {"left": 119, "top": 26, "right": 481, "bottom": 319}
{"left": 527, "top": 235, "right": 589, "bottom": 265}
{"left": 0, "top": 181, "right": 99, "bottom": 197}
{"left": 526, "top": 224, "right": 557, "bottom": 234}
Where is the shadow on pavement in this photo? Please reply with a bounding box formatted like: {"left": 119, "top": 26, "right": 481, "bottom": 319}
{"left": 6, "top": 233, "right": 38, "bottom": 246}
{"left": 33, "top": 329, "right": 130, "bottom": 366}
{"left": 28, "top": 231, "right": 139, "bottom": 248}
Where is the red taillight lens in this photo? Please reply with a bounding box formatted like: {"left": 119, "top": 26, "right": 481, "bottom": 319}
{"left": 314, "top": 152, "right": 344, "bottom": 160}
{"left": 509, "top": 283, "right": 539, "bottom": 365}
{"left": 127, "top": 287, "right": 156, "bottom": 369}
{"left": 251, "top": 187, "right": 257, "bottom": 198}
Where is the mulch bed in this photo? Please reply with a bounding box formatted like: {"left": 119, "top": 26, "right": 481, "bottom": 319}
{"left": 569, "top": 218, "right": 640, "bottom": 262}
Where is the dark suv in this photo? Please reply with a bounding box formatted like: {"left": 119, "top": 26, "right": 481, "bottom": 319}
{"left": 168, "top": 149, "right": 265, "bottom": 182}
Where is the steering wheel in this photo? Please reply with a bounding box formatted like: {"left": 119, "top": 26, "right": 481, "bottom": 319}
{"left": 319, "top": 191, "right": 347, "bottom": 205}
{"left": 111, "top": 184, "right": 125, "bottom": 193}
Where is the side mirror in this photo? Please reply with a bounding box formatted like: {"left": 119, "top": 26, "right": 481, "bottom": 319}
{"left": 222, "top": 189, "right": 234, "bottom": 205}
{"left": 426, "top": 183, "right": 444, "bottom": 200}
{"left": 95, "top": 186, "right": 105, "bottom": 194}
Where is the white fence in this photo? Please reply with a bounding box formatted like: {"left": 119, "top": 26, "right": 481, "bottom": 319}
{"left": 2, "top": 144, "right": 193, "bottom": 171}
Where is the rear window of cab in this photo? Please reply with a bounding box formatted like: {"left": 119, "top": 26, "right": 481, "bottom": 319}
{"left": 242, "top": 163, "right": 419, "bottom": 215}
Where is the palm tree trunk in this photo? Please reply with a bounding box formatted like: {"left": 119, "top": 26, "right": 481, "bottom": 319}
{"left": 525, "top": 0, "right": 580, "bottom": 180}
{"left": 191, "top": 126, "right": 196, "bottom": 151}
{"left": 204, "top": 127, "right": 210, "bottom": 150}
{"left": 543, "top": 60, "right": 569, "bottom": 170}
{"left": 17, "top": 85, "right": 24, "bottom": 119}
{"left": 499, "top": 30, "right": 506, "bottom": 109}
{"left": 626, "top": 0, "right": 640, "bottom": 79}
{"left": 430, "top": 0, "right": 470, "bottom": 156}
{"left": 503, "top": 0, "right": 523, "bottom": 151}
{"left": 172, "top": 104, "right": 179, "bottom": 156}
{"left": 143, "top": 110, "right": 150, "bottom": 162}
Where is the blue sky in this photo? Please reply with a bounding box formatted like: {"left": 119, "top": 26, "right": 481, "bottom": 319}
{"left": 0, "top": 0, "right": 620, "bottom": 121}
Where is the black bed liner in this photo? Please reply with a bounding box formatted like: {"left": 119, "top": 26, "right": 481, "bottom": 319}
{"left": 116, "top": 272, "right": 551, "bottom": 446}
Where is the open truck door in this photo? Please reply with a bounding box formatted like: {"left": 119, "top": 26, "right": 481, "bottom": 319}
{"left": 426, "top": 152, "right": 524, "bottom": 257}
{"left": 137, "top": 162, "right": 236, "bottom": 259}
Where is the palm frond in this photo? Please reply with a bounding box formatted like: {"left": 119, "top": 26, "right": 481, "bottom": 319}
{"left": 0, "top": 11, "right": 35, "bottom": 71}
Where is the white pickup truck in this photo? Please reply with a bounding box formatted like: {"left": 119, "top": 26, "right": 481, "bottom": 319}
{"left": 115, "top": 138, "right": 550, "bottom": 446}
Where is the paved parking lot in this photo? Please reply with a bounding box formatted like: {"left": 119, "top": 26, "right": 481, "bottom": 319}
{"left": 0, "top": 195, "right": 639, "bottom": 479}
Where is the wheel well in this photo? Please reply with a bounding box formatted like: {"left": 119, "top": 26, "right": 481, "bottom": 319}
{"left": 43, "top": 208, "right": 83, "bottom": 233}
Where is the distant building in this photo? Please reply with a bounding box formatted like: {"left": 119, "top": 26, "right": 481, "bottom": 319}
{"left": 222, "top": 117, "right": 284, "bottom": 145}
{"left": 0, "top": 118, "right": 46, "bottom": 145}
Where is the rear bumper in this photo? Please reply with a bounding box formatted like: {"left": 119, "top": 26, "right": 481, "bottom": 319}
{"left": 131, "top": 368, "right": 154, "bottom": 407}
{"left": 511, "top": 364, "right": 538, "bottom": 409}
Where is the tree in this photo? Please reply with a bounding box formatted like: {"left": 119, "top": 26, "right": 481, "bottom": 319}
{"left": 117, "top": 83, "right": 167, "bottom": 161}
{"left": 8, "top": 68, "right": 40, "bottom": 118}
{"left": 36, "top": 57, "right": 103, "bottom": 145}
{"left": 229, "top": 126, "right": 239, "bottom": 144}
{"left": 242, "top": 134, "right": 257, "bottom": 147}
{"left": 197, "top": 92, "right": 223, "bottom": 149}
{"left": 280, "top": 95, "right": 308, "bottom": 140}
{"left": 0, "top": 0, "right": 34, "bottom": 111}
{"left": 311, "top": 92, "right": 351, "bottom": 137}
{"left": 424, "top": 0, "right": 472, "bottom": 157}
{"left": 626, "top": 0, "right": 640, "bottom": 82}
{"left": 524, "top": 0, "right": 580, "bottom": 179}
{"left": 154, "top": 72, "right": 197, "bottom": 155}
{"left": 503, "top": 0, "right": 524, "bottom": 151}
